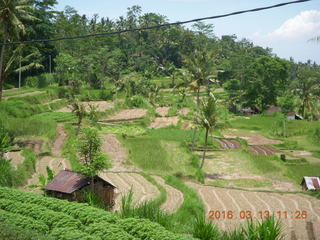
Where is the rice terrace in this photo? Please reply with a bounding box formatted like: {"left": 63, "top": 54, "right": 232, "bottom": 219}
{"left": 0, "top": 0, "right": 320, "bottom": 240}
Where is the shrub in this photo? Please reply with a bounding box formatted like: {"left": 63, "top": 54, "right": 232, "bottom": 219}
{"left": 25, "top": 74, "right": 55, "bottom": 88}
{"left": 192, "top": 215, "right": 221, "bottom": 240}
{"left": 313, "top": 127, "right": 320, "bottom": 143}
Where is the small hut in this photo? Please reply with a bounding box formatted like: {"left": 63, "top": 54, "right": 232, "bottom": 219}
{"left": 287, "top": 112, "right": 303, "bottom": 120}
{"left": 301, "top": 176, "right": 320, "bottom": 191}
{"left": 44, "top": 170, "right": 116, "bottom": 206}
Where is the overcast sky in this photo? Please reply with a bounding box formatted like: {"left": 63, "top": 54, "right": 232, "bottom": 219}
{"left": 56, "top": 0, "right": 320, "bottom": 63}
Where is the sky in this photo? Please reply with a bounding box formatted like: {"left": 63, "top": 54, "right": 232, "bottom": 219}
{"left": 55, "top": 0, "right": 320, "bottom": 63}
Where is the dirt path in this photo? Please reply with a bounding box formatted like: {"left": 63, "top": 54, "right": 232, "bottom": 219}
{"left": 99, "top": 172, "right": 160, "bottom": 211}
{"left": 101, "top": 134, "right": 141, "bottom": 172}
{"left": 152, "top": 175, "right": 184, "bottom": 213}
{"left": 52, "top": 124, "right": 68, "bottom": 157}
{"left": 149, "top": 117, "right": 179, "bottom": 129}
{"left": 26, "top": 124, "right": 70, "bottom": 189}
{"left": 3, "top": 90, "right": 44, "bottom": 100}
{"left": 187, "top": 182, "right": 320, "bottom": 239}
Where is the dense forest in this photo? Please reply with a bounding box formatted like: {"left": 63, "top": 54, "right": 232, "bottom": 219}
{"left": 1, "top": 0, "right": 319, "bottom": 120}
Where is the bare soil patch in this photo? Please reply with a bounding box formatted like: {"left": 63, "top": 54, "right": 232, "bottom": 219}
{"left": 149, "top": 117, "right": 179, "bottom": 129}
{"left": 52, "top": 124, "right": 67, "bottom": 157}
{"left": 5, "top": 151, "right": 24, "bottom": 169}
{"left": 101, "top": 134, "right": 141, "bottom": 172}
{"left": 156, "top": 107, "right": 169, "bottom": 117}
{"left": 152, "top": 175, "right": 184, "bottom": 213}
{"left": 56, "top": 101, "right": 114, "bottom": 113}
{"left": 216, "top": 138, "right": 242, "bottom": 149}
{"left": 249, "top": 145, "right": 278, "bottom": 155}
{"left": 55, "top": 105, "right": 72, "bottom": 113}
{"left": 178, "top": 108, "right": 190, "bottom": 115}
{"left": 21, "top": 140, "right": 43, "bottom": 153}
{"left": 103, "top": 109, "right": 147, "bottom": 121}
{"left": 26, "top": 124, "right": 70, "bottom": 189}
{"left": 82, "top": 101, "right": 114, "bottom": 112}
{"left": 99, "top": 172, "right": 160, "bottom": 211}
{"left": 187, "top": 182, "right": 320, "bottom": 239}
{"left": 224, "top": 134, "right": 282, "bottom": 145}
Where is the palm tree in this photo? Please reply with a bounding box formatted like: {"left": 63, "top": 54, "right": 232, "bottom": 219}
{"left": 0, "top": 0, "right": 37, "bottom": 100}
{"left": 194, "top": 92, "right": 225, "bottom": 169}
{"left": 71, "top": 101, "right": 87, "bottom": 135}
{"left": 184, "top": 47, "right": 217, "bottom": 148}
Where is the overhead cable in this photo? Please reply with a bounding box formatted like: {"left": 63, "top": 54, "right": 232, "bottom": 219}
{"left": 1, "top": 0, "right": 312, "bottom": 46}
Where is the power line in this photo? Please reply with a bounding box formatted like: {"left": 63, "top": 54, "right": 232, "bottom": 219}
{"left": 2, "top": 0, "right": 312, "bottom": 46}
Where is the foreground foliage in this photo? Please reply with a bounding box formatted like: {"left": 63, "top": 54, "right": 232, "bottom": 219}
{"left": 0, "top": 187, "right": 196, "bottom": 240}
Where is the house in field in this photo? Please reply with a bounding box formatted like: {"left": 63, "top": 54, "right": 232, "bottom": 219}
{"left": 44, "top": 170, "right": 116, "bottom": 206}
{"left": 287, "top": 112, "right": 304, "bottom": 120}
{"left": 130, "top": 52, "right": 144, "bottom": 57}
{"left": 240, "top": 107, "right": 260, "bottom": 115}
{"left": 301, "top": 176, "right": 320, "bottom": 191}
{"left": 264, "top": 105, "right": 282, "bottom": 115}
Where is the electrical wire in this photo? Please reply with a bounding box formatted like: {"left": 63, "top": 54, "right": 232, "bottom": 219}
{"left": 1, "top": 0, "right": 312, "bottom": 46}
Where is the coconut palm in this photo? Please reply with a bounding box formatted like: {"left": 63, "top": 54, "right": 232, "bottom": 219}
{"left": 194, "top": 92, "right": 226, "bottom": 169}
{"left": 184, "top": 47, "right": 217, "bottom": 105}
{"left": 184, "top": 47, "right": 217, "bottom": 148}
{"left": 71, "top": 101, "right": 87, "bottom": 135}
{"left": 0, "top": 0, "right": 37, "bottom": 100}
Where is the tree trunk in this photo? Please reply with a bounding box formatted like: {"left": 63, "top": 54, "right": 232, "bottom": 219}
{"left": 0, "top": 42, "right": 6, "bottom": 102}
{"left": 191, "top": 128, "right": 197, "bottom": 150}
{"left": 200, "top": 128, "right": 209, "bottom": 169}
{"left": 191, "top": 87, "right": 201, "bottom": 149}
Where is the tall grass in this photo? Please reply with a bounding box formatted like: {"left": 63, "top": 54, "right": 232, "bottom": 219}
{"left": 166, "top": 176, "right": 205, "bottom": 233}
{"left": 119, "top": 190, "right": 173, "bottom": 230}
{"left": 139, "top": 173, "right": 167, "bottom": 207}
{"left": 193, "top": 216, "right": 283, "bottom": 240}
{"left": 192, "top": 215, "right": 220, "bottom": 240}
{"left": 62, "top": 124, "right": 82, "bottom": 171}
{"left": 13, "top": 149, "right": 37, "bottom": 186}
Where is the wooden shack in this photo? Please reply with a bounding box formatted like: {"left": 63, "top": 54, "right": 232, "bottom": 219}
{"left": 301, "top": 176, "right": 320, "bottom": 191}
{"left": 44, "top": 170, "right": 116, "bottom": 206}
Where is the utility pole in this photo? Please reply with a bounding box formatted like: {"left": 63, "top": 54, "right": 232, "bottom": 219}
{"left": 18, "top": 56, "right": 22, "bottom": 88}
{"left": 49, "top": 55, "right": 52, "bottom": 74}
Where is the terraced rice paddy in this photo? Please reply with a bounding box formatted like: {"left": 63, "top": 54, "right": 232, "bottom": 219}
{"left": 152, "top": 175, "right": 184, "bottom": 213}
{"left": 249, "top": 145, "right": 278, "bottom": 155}
{"left": 102, "top": 109, "right": 148, "bottom": 122}
{"left": 149, "top": 117, "right": 179, "bottom": 129}
{"left": 99, "top": 172, "right": 160, "bottom": 211}
{"left": 216, "top": 138, "right": 242, "bottom": 149}
{"left": 187, "top": 182, "right": 320, "bottom": 240}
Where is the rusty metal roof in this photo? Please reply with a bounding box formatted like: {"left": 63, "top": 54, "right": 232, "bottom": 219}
{"left": 44, "top": 170, "right": 89, "bottom": 194}
{"left": 302, "top": 177, "right": 320, "bottom": 190}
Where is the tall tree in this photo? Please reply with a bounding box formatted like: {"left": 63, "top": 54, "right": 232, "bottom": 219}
{"left": 292, "top": 66, "right": 320, "bottom": 120}
{"left": 0, "top": 0, "right": 37, "bottom": 100}
{"left": 184, "top": 46, "right": 217, "bottom": 148}
{"left": 78, "top": 127, "right": 110, "bottom": 190}
{"left": 194, "top": 93, "right": 226, "bottom": 169}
